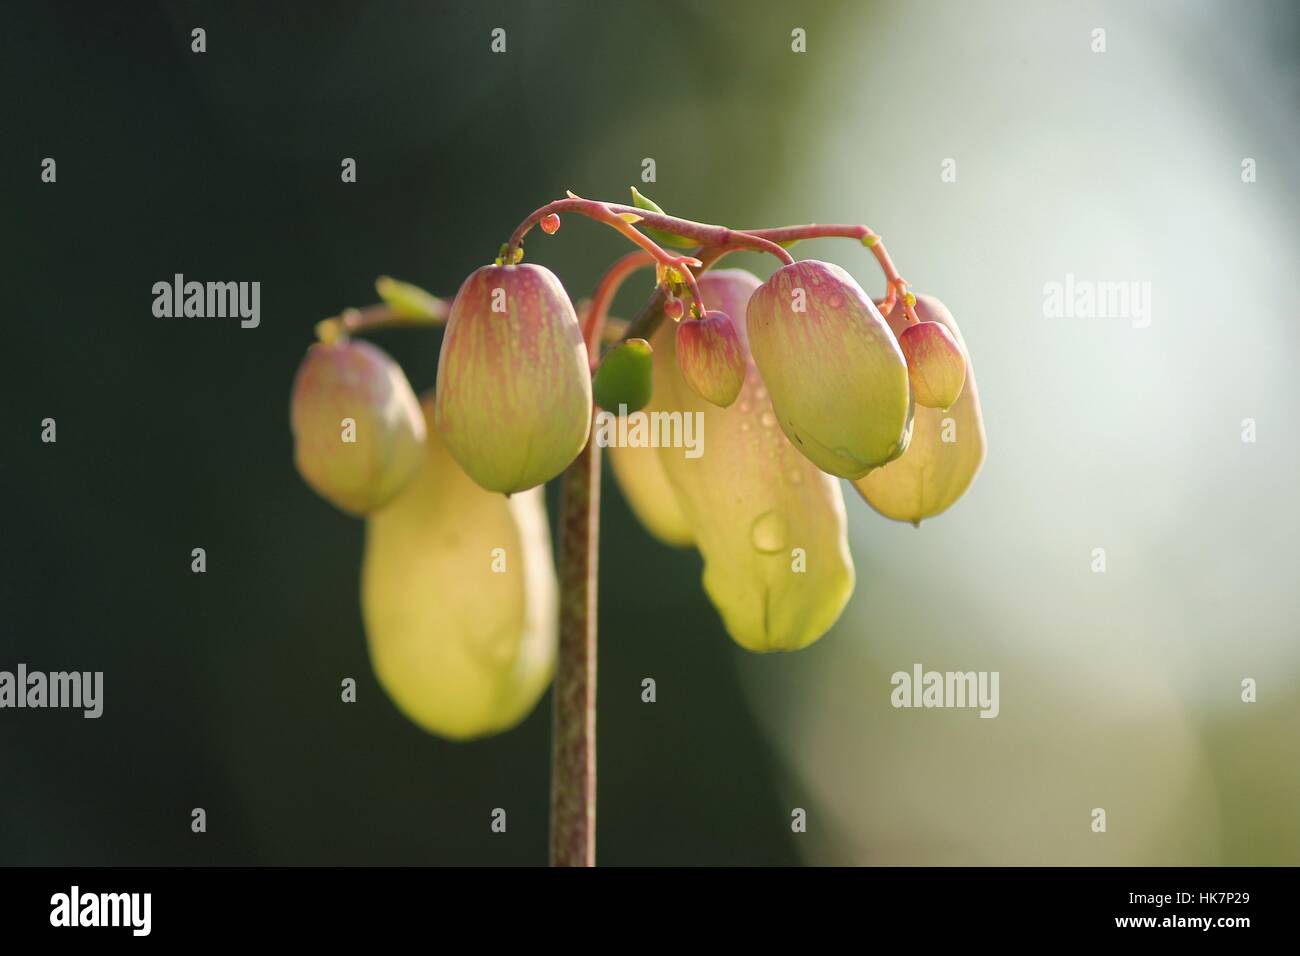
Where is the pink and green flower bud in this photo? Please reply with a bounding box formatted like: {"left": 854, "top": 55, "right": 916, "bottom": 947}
{"left": 290, "top": 338, "right": 426, "bottom": 516}
{"left": 593, "top": 338, "right": 654, "bottom": 413}
{"left": 641, "top": 269, "right": 854, "bottom": 652}
{"left": 855, "top": 294, "right": 986, "bottom": 525}
{"left": 675, "top": 309, "right": 746, "bottom": 407}
{"left": 745, "top": 260, "right": 912, "bottom": 479}
{"left": 899, "top": 319, "right": 966, "bottom": 409}
{"left": 434, "top": 263, "right": 592, "bottom": 494}
{"left": 362, "top": 396, "right": 557, "bottom": 740}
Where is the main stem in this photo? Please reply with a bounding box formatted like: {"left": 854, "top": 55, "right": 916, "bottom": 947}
{"left": 549, "top": 275, "right": 611, "bottom": 867}
{"left": 551, "top": 430, "right": 599, "bottom": 866}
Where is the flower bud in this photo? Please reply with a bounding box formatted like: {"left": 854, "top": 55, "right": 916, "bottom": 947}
{"left": 636, "top": 269, "right": 854, "bottom": 652}
{"left": 899, "top": 319, "right": 965, "bottom": 409}
{"left": 746, "top": 260, "right": 911, "bottom": 478}
{"left": 675, "top": 310, "right": 746, "bottom": 407}
{"left": 607, "top": 437, "right": 694, "bottom": 548}
{"left": 854, "top": 295, "right": 986, "bottom": 524}
{"left": 434, "top": 263, "right": 592, "bottom": 494}
{"left": 290, "top": 338, "right": 425, "bottom": 515}
{"left": 362, "top": 396, "right": 557, "bottom": 740}
{"left": 593, "top": 338, "right": 654, "bottom": 413}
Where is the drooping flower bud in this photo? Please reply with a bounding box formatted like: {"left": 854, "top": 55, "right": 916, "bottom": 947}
{"left": 899, "top": 319, "right": 966, "bottom": 409}
{"left": 593, "top": 338, "right": 654, "bottom": 413}
{"left": 607, "top": 437, "right": 694, "bottom": 548}
{"left": 675, "top": 310, "right": 746, "bottom": 407}
{"left": 623, "top": 269, "right": 854, "bottom": 652}
{"left": 290, "top": 338, "right": 425, "bottom": 515}
{"left": 362, "top": 396, "right": 557, "bottom": 740}
{"left": 746, "top": 260, "right": 912, "bottom": 478}
{"left": 854, "top": 294, "right": 986, "bottom": 525}
{"left": 434, "top": 263, "right": 592, "bottom": 494}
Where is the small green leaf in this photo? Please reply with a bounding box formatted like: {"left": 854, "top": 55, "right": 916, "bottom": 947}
{"left": 375, "top": 276, "right": 448, "bottom": 321}
{"left": 629, "top": 187, "right": 698, "bottom": 249}
{"left": 593, "top": 338, "right": 654, "bottom": 413}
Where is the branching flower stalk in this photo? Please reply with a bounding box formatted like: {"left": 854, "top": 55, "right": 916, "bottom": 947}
{"left": 289, "top": 189, "right": 987, "bottom": 867}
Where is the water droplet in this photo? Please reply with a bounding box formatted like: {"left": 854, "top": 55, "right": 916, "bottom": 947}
{"left": 750, "top": 510, "right": 787, "bottom": 554}
{"left": 738, "top": 401, "right": 751, "bottom": 414}
{"left": 760, "top": 412, "right": 776, "bottom": 428}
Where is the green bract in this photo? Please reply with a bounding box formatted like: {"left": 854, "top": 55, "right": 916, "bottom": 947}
{"left": 593, "top": 338, "right": 654, "bottom": 413}
{"left": 375, "top": 276, "right": 445, "bottom": 320}
{"left": 434, "top": 263, "right": 592, "bottom": 494}
{"left": 290, "top": 339, "right": 426, "bottom": 515}
{"left": 855, "top": 294, "right": 986, "bottom": 524}
{"left": 629, "top": 187, "right": 698, "bottom": 249}
{"left": 363, "top": 397, "right": 557, "bottom": 740}
{"left": 746, "top": 260, "right": 912, "bottom": 479}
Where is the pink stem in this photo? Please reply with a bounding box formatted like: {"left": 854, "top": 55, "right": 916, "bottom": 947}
{"left": 583, "top": 251, "right": 655, "bottom": 364}
{"left": 743, "top": 223, "right": 920, "bottom": 323}
{"left": 508, "top": 196, "right": 795, "bottom": 267}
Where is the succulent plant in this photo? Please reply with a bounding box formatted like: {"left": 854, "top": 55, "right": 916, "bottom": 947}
{"left": 291, "top": 192, "right": 984, "bottom": 864}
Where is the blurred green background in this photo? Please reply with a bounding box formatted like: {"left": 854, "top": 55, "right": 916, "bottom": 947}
{"left": 3, "top": 0, "right": 1297, "bottom": 865}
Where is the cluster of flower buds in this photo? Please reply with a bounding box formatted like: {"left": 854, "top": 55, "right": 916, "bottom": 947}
{"left": 290, "top": 190, "right": 986, "bottom": 738}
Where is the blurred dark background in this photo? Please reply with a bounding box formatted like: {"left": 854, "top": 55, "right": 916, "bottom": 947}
{"left": 5, "top": 0, "right": 1299, "bottom": 866}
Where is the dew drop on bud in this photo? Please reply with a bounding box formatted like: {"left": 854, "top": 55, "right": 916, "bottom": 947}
{"left": 664, "top": 297, "right": 684, "bottom": 321}
{"left": 540, "top": 213, "right": 561, "bottom": 235}
{"left": 899, "top": 320, "right": 966, "bottom": 409}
